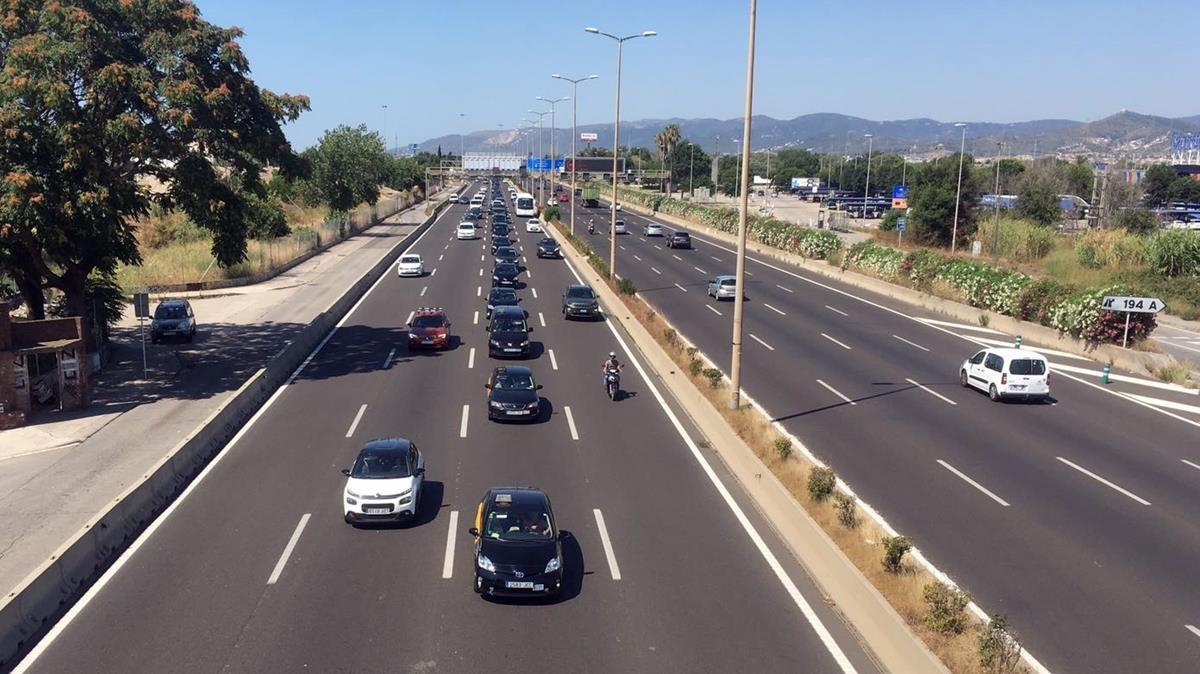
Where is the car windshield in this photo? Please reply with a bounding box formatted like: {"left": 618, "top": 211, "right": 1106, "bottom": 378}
{"left": 401, "top": 256, "right": 421, "bottom": 264}
{"left": 493, "top": 372, "right": 535, "bottom": 390}
{"left": 350, "top": 448, "right": 412, "bottom": 479}
{"left": 484, "top": 508, "right": 553, "bottom": 541}
{"left": 411, "top": 315, "right": 446, "bottom": 328}
{"left": 1009, "top": 359, "right": 1047, "bottom": 375}
{"left": 155, "top": 305, "right": 186, "bottom": 319}
{"left": 492, "top": 318, "right": 526, "bottom": 332}
{"left": 495, "top": 263, "right": 518, "bottom": 274}
{"left": 719, "top": 278, "right": 737, "bottom": 286}
{"left": 489, "top": 290, "right": 517, "bottom": 303}
{"left": 566, "top": 287, "right": 595, "bottom": 299}
{"left": 497, "top": 250, "right": 517, "bottom": 260}
{"left": 540, "top": 238, "right": 556, "bottom": 246}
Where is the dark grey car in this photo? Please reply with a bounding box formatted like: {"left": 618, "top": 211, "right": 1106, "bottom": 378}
{"left": 561, "top": 284, "right": 600, "bottom": 320}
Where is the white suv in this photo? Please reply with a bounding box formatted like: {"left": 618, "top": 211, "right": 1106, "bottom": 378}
{"left": 960, "top": 347, "right": 1050, "bottom": 402}
{"left": 457, "top": 222, "right": 477, "bottom": 240}
{"left": 526, "top": 219, "right": 543, "bottom": 233}
{"left": 396, "top": 254, "right": 424, "bottom": 277}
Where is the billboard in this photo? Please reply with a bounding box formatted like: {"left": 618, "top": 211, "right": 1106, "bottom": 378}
{"left": 891, "top": 184, "right": 909, "bottom": 209}
{"left": 580, "top": 132, "right": 598, "bottom": 142}
{"left": 526, "top": 158, "right": 566, "bottom": 172}
{"left": 790, "top": 177, "right": 820, "bottom": 191}
{"left": 565, "top": 157, "right": 625, "bottom": 174}
{"left": 463, "top": 153, "right": 522, "bottom": 171}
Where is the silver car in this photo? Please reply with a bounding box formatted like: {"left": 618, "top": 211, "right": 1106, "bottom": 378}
{"left": 707, "top": 275, "right": 739, "bottom": 301}
{"left": 643, "top": 222, "right": 663, "bottom": 236}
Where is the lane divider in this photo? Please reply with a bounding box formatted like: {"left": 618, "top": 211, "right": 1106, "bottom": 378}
{"left": 442, "top": 511, "right": 458, "bottom": 579}
{"left": 345, "top": 404, "right": 367, "bottom": 438}
{"left": 592, "top": 509, "right": 622, "bottom": 581}
{"left": 266, "top": 513, "right": 311, "bottom": 585}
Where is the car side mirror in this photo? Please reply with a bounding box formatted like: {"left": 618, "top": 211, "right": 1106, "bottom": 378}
{"left": 527, "top": 327, "right": 533, "bottom": 333}
{"left": 340, "top": 468, "right": 351, "bottom": 477}
{"left": 468, "top": 527, "right": 480, "bottom": 537}
{"left": 485, "top": 326, "right": 491, "bottom": 331}
{"left": 535, "top": 384, "right": 543, "bottom": 390}
{"left": 558, "top": 531, "right": 569, "bottom": 541}
{"left": 516, "top": 297, "right": 522, "bottom": 302}
{"left": 415, "top": 467, "right": 425, "bottom": 476}
{"left": 484, "top": 383, "right": 491, "bottom": 389}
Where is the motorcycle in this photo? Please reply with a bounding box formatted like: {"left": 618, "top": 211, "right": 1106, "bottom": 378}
{"left": 588, "top": 223, "right": 595, "bottom": 235}
{"left": 604, "top": 369, "right": 620, "bottom": 400}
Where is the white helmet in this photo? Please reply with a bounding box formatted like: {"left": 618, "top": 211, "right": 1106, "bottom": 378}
{"left": 609, "top": 351, "right": 616, "bottom": 358}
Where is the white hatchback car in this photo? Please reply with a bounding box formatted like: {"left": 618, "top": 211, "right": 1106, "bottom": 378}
{"left": 457, "top": 222, "right": 477, "bottom": 240}
{"left": 342, "top": 439, "right": 424, "bottom": 525}
{"left": 526, "top": 219, "right": 543, "bottom": 233}
{"left": 614, "top": 219, "right": 627, "bottom": 235}
{"left": 960, "top": 347, "right": 1050, "bottom": 402}
{"left": 643, "top": 222, "right": 663, "bottom": 236}
{"left": 396, "top": 253, "right": 424, "bottom": 277}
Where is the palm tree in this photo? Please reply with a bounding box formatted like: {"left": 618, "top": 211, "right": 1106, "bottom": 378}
{"left": 656, "top": 123, "right": 681, "bottom": 195}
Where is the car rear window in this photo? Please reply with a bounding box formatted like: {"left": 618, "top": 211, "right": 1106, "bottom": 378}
{"left": 675, "top": 232, "right": 690, "bottom": 239}
{"left": 411, "top": 315, "right": 446, "bottom": 328}
{"left": 401, "top": 255, "right": 420, "bottom": 264}
{"left": 719, "top": 278, "right": 736, "bottom": 286}
{"left": 1009, "top": 359, "right": 1046, "bottom": 375}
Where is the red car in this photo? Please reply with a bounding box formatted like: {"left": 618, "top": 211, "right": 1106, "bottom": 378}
{"left": 558, "top": 194, "right": 569, "bottom": 203}
{"left": 407, "top": 307, "right": 451, "bottom": 350}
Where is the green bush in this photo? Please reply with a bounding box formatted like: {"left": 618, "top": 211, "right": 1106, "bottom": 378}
{"left": 807, "top": 466, "right": 836, "bottom": 501}
{"left": 1116, "top": 207, "right": 1159, "bottom": 234}
{"left": 881, "top": 535, "right": 912, "bottom": 573}
{"left": 879, "top": 209, "right": 900, "bottom": 232}
{"left": 617, "top": 277, "right": 637, "bottom": 295}
{"left": 846, "top": 241, "right": 905, "bottom": 279}
{"left": 688, "top": 358, "right": 703, "bottom": 376}
{"left": 900, "top": 249, "right": 947, "bottom": 287}
{"left": 833, "top": 493, "right": 857, "bottom": 528}
{"left": 702, "top": 367, "right": 724, "bottom": 388}
{"left": 542, "top": 204, "right": 562, "bottom": 222}
{"left": 663, "top": 327, "right": 679, "bottom": 348}
{"left": 923, "top": 582, "right": 971, "bottom": 635}
{"left": 773, "top": 437, "right": 793, "bottom": 459}
{"left": 1015, "top": 278, "right": 1071, "bottom": 324}
{"left": 1146, "top": 230, "right": 1200, "bottom": 277}
{"left": 978, "top": 614, "right": 1022, "bottom": 673}
{"left": 977, "top": 217, "right": 1056, "bottom": 261}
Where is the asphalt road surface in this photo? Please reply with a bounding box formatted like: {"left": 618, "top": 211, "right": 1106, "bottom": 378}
{"left": 563, "top": 188, "right": 1200, "bottom": 673}
{"left": 15, "top": 181, "right": 877, "bottom": 674}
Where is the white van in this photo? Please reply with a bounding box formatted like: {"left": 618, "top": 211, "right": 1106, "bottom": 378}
{"left": 960, "top": 347, "right": 1050, "bottom": 402}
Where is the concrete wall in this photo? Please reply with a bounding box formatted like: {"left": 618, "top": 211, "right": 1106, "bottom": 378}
{"left": 0, "top": 199, "right": 450, "bottom": 668}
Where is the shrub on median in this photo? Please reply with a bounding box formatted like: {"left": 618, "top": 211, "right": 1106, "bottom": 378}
{"left": 807, "top": 466, "right": 836, "bottom": 501}
{"left": 923, "top": 582, "right": 971, "bottom": 635}
{"left": 882, "top": 535, "right": 912, "bottom": 573}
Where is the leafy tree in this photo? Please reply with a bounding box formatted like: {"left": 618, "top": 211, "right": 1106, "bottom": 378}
{"left": 0, "top": 0, "right": 307, "bottom": 346}
{"left": 909, "top": 154, "right": 981, "bottom": 246}
{"left": 1064, "top": 157, "right": 1095, "bottom": 198}
{"left": 244, "top": 193, "right": 290, "bottom": 240}
{"left": 1115, "top": 208, "right": 1159, "bottom": 234}
{"left": 305, "top": 125, "right": 390, "bottom": 219}
{"left": 666, "top": 139, "right": 711, "bottom": 193}
{"left": 654, "top": 124, "right": 680, "bottom": 193}
{"left": 1015, "top": 180, "right": 1061, "bottom": 226}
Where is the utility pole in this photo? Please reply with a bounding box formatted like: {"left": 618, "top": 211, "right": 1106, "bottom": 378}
{"left": 863, "top": 134, "right": 873, "bottom": 222}
{"left": 553, "top": 74, "right": 598, "bottom": 235}
{"left": 951, "top": 122, "right": 967, "bottom": 254}
{"left": 992, "top": 142, "right": 1002, "bottom": 258}
{"left": 729, "top": 0, "right": 756, "bottom": 410}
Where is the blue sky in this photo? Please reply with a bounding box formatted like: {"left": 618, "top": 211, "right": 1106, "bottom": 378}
{"left": 197, "top": 0, "right": 1199, "bottom": 150}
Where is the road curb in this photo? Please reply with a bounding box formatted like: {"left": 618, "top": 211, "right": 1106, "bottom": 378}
{"left": 0, "top": 197, "right": 454, "bottom": 669}
{"left": 547, "top": 219, "right": 948, "bottom": 674}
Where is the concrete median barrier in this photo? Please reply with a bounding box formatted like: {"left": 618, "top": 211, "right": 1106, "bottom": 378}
{"left": 0, "top": 199, "right": 450, "bottom": 669}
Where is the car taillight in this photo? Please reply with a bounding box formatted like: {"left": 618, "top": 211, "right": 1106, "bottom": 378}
{"left": 1000, "top": 373, "right": 1007, "bottom": 385}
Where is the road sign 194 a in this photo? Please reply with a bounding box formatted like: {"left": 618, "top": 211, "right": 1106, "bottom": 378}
{"left": 1101, "top": 295, "right": 1165, "bottom": 313}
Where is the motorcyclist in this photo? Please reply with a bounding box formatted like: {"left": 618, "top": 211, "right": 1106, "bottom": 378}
{"left": 588, "top": 221, "right": 595, "bottom": 235}
{"left": 602, "top": 351, "right": 623, "bottom": 388}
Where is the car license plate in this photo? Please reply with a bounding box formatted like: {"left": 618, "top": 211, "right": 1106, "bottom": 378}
{"left": 1010, "top": 385, "right": 1026, "bottom": 391}
{"left": 504, "top": 348, "right": 521, "bottom": 352}
{"left": 508, "top": 410, "right": 530, "bottom": 415}
{"left": 505, "top": 581, "right": 534, "bottom": 589}
{"left": 422, "top": 339, "right": 433, "bottom": 345}
{"left": 364, "top": 507, "right": 389, "bottom": 515}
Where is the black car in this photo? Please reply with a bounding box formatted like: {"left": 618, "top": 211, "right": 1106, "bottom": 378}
{"left": 536, "top": 237, "right": 560, "bottom": 258}
{"left": 491, "top": 223, "right": 509, "bottom": 237}
{"left": 486, "top": 306, "right": 531, "bottom": 358}
{"left": 491, "top": 235, "right": 513, "bottom": 253}
{"left": 469, "top": 487, "right": 564, "bottom": 598}
{"left": 561, "top": 284, "right": 600, "bottom": 320}
{"left": 485, "top": 366, "right": 542, "bottom": 421}
{"left": 491, "top": 261, "right": 521, "bottom": 287}
{"left": 486, "top": 287, "right": 521, "bottom": 318}
{"left": 667, "top": 231, "right": 692, "bottom": 249}
{"left": 150, "top": 298, "right": 197, "bottom": 343}
{"left": 466, "top": 207, "right": 482, "bottom": 220}
{"left": 494, "top": 246, "right": 520, "bottom": 265}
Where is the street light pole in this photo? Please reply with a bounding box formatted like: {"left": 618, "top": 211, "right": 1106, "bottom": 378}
{"left": 381, "top": 104, "right": 389, "bottom": 155}
{"left": 992, "top": 141, "right": 1003, "bottom": 259}
{"left": 553, "top": 74, "right": 598, "bottom": 236}
{"left": 951, "top": 122, "right": 967, "bottom": 253}
{"left": 458, "top": 112, "right": 465, "bottom": 163}
{"left": 537, "top": 95, "right": 571, "bottom": 209}
{"left": 729, "top": 0, "right": 757, "bottom": 410}
{"left": 688, "top": 143, "right": 695, "bottom": 195}
{"left": 586, "top": 26, "right": 656, "bottom": 282}
{"left": 527, "top": 109, "right": 550, "bottom": 205}
{"left": 863, "top": 134, "right": 873, "bottom": 222}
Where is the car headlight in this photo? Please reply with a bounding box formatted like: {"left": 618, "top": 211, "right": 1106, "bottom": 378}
{"left": 544, "top": 555, "right": 561, "bottom": 574}
{"left": 492, "top": 275, "right": 499, "bottom": 280}
{"left": 520, "top": 340, "right": 529, "bottom": 346}
{"left": 477, "top": 554, "right": 496, "bottom": 573}
{"left": 490, "top": 400, "right": 504, "bottom": 408}
{"left": 345, "top": 497, "right": 357, "bottom": 505}
{"left": 489, "top": 338, "right": 500, "bottom": 346}
{"left": 346, "top": 489, "right": 360, "bottom": 499}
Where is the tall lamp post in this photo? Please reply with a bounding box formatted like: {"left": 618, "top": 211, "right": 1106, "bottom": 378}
{"left": 536, "top": 96, "right": 570, "bottom": 203}
{"left": 381, "top": 104, "right": 389, "bottom": 155}
{"left": 527, "top": 109, "right": 550, "bottom": 206}
{"left": 951, "top": 122, "right": 967, "bottom": 253}
{"left": 728, "top": 0, "right": 757, "bottom": 410}
{"left": 522, "top": 119, "right": 539, "bottom": 192}
{"left": 992, "top": 141, "right": 1003, "bottom": 259}
{"left": 862, "top": 133, "right": 874, "bottom": 222}
{"left": 586, "top": 26, "right": 657, "bottom": 281}
{"left": 553, "top": 74, "right": 598, "bottom": 235}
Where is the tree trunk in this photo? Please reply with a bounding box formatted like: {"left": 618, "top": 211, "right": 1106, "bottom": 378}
{"left": 14, "top": 266, "right": 46, "bottom": 320}
{"left": 61, "top": 276, "right": 99, "bottom": 353}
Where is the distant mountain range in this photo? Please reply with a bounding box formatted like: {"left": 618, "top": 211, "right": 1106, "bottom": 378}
{"left": 415, "top": 110, "right": 1200, "bottom": 160}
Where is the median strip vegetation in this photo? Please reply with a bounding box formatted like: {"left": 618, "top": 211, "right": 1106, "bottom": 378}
{"left": 550, "top": 216, "right": 1032, "bottom": 673}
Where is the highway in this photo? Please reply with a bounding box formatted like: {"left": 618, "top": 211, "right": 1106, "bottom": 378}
{"left": 562, "top": 188, "right": 1200, "bottom": 673}
{"left": 15, "top": 182, "right": 877, "bottom": 673}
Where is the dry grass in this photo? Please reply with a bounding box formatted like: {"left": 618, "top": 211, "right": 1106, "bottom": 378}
{"left": 565, "top": 226, "right": 1026, "bottom": 672}
{"left": 1149, "top": 360, "right": 1198, "bottom": 387}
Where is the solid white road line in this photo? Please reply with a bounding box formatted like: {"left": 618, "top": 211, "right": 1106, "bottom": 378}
{"left": 1053, "top": 362, "right": 1199, "bottom": 395}
{"left": 674, "top": 283, "right": 688, "bottom": 293}
{"left": 538, "top": 311, "right": 546, "bottom": 327}
{"left": 776, "top": 284, "right": 794, "bottom": 293}
{"left": 549, "top": 349, "right": 559, "bottom": 370}
{"left": 442, "top": 510, "right": 459, "bottom": 579}
{"left": 593, "top": 509, "right": 622, "bottom": 581}
{"left": 345, "top": 404, "right": 367, "bottom": 437}
{"left": 531, "top": 287, "right": 538, "bottom": 299}
{"left": 1124, "top": 393, "right": 1200, "bottom": 415}
{"left": 420, "top": 285, "right": 427, "bottom": 297}
{"left": 473, "top": 310, "right": 479, "bottom": 325}
{"left": 763, "top": 303, "right": 786, "bottom": 316}
{"left": 406, "top": 310, "right": 415, "bottom": 325}
{"left": 563, "top": 405, "right": 580, "bottom": 440}
{"left": 383, "top": 348, "right": 395, "bottom": 368}
{"left": 651, "top": 267, "right": 662, "bottom": 275}
{"left": 893, "top": 334, "right": 930, "bottom": 352}
{"left": 267, "top": 513, "right": 311, "bottom": 585}
{"left": 917, "top": 317, "right": 1004, "bottom": 335}
{"left": 816, "top": 379, "right": 856, "bottom": 406}
{"left": 937, "top": 460, "right": 1010, "bottom": 507}
{"left": 750, "top": 334, "right": 775, "bottom": 351}
{"left": 1187, "top": 624, "right": 1200, "bottom": 640}
{"left": 1182, "top": 459, "right": 1200, "bottom": 471}
{"left": 468, "top": 347, "right": 476, "bottom": 369}
{"left": 459, "top": 405, "right": 470, "bottom": 438}
{"left": 825, "top": 305, "right": 847, "bottom": 316}
{"left": 556, "top": 253, "right": 857, "bottom": 673}
{"left": 904, "top": 378, "right": 957, "bottom": 406}
{"left": 820, "top": 333, "right": 852, "bottom": 350}
{"left": 1056, "top": 456, "right": 1151, "bottom": 505}
{"left": 706, "top": 305, "right": 723, "bottom": 316}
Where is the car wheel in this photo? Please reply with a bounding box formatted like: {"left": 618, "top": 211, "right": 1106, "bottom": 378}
{"left": 959, "top": 370, "right": 969, "bottom": 387}
{"left": 988, "top": 384, "right": 1001, "bottom": 402}
{"left": 344, "top": 513, "right": 354, "bottom": 524}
